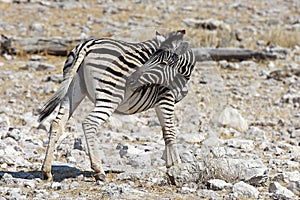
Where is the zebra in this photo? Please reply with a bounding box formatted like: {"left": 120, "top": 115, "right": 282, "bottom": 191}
{"left": 38, "top": 30, "right": 196, "bottom": 182}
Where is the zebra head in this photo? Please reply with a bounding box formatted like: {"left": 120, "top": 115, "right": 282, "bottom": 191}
{"left": 128, "top": 30, "right": 195, "bottom": 92}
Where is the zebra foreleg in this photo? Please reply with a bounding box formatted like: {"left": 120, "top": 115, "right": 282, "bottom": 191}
{"left": 155, "top": 93, "right": 181, "bottom": 167}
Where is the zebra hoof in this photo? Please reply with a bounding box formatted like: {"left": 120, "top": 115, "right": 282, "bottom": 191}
{"left": 94, "top": 173, "right": 106, "bottom": 182}
{"left": 42, "top": 171, "right": 53, "bottom": 181}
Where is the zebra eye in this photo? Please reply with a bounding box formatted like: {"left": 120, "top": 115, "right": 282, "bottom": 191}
{"left": 172, "top": 54, "right": 178, "bottom": 62}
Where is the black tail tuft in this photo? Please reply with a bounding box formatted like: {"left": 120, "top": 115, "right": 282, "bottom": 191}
{"left": 38, "top": 41, "right": 89, "bottom": 123}
{"left": 38, "top": 91, "right": 64, "bottom": 123}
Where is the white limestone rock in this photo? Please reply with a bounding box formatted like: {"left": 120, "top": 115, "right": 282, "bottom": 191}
{"left": 232, "top": 181, "right": 259, "bottom": 199}
{"left": 216, "top": 106, "right": 248, "bottom": 132}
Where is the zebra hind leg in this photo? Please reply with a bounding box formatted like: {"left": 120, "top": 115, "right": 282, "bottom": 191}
{"left": 42, "top": 98, "right": 70, "bottom": 181}
{"left": 155, "top": 94, "right": 181, "bottom": 168}
{"left": 82, "top": 117, "right": 105, "bottom": 181}
{"left": 42, "top": 77, "right": 86, "bottom": 181}
{"left": 82, "top": 99, "right": 119, "bottom": 182}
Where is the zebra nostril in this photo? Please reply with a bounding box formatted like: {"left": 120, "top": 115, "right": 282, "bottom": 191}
{"left": 129, "top": 77, "right": 135, "bottom": 84}
{"left": 128, "top": 70, "right": 144, "bottom": 87}
{"left": 127, "top": 77, "right": 137, "bottom": 88}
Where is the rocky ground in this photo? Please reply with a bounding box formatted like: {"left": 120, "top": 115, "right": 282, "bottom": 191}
{"left": 0, "top": 0, "right": 300, "bottom": 199}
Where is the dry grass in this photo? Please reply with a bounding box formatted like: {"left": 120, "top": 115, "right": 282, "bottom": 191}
{"left": 258, "top": 26, "right": 300, "bottom": 48}
{"left": 0, "top": 1, "right": 299, "bottom": 199}
{"left": 1, "top": 0, "right": 299, "bottom": 49}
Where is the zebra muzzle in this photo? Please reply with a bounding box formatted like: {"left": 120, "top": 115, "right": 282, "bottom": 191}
{"left": 127, "top": 70, "right": 144, "bottom": 90}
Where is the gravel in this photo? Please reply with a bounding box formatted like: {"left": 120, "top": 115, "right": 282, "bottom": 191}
{"left": 0, "top": 0, "right": 300, "bottom": 199}
{"left": 269, "top": 181, "right": 298, "bottom": 200}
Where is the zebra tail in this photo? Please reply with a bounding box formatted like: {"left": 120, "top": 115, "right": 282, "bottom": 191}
{"left": 38, "top": 82, "right": 69, "bottom": 122}
{"left": 38, "top": 42, "right": 90, "bottom": 122}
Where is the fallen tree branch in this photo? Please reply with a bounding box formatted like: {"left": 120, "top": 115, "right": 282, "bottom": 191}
{"left": 0, "top": 35, "right": 91, "bottom": 56}
{"left": 192, "top": 48, "right": 277, "bottom": 62}
{"left": 14, "top": 37, "right": 82, "bottom": 56}
{"left": 1, "top": 35, "right": 277, "bottom": 61}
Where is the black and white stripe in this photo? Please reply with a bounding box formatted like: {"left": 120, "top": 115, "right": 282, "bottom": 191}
{"left": 127, "top": 38, "right": 195, "bottom": 103}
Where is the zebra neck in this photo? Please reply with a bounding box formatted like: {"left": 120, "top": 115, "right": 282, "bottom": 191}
{"left": 137, "top": 38, "right": 160, "bottom": 55}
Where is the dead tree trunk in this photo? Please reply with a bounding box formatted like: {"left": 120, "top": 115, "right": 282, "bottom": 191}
{"left": 192, "top": 48, "right": 277, "bottom": 62}
{"left": 1, "top": 35, "right": 277, "bottom": 61}
{"left": 0, "top": 35, "right": 92, "bottom": 56}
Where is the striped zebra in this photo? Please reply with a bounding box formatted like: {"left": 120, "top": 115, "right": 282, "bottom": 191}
{"left": 38, "top": 30, "right": 196, "bottom": 182}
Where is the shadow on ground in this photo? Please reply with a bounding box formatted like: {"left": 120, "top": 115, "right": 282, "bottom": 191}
{"left": 0, "top": 165, "right": 94, "bottom": 182}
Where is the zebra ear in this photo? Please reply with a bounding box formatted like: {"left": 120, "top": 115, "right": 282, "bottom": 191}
{"left": 156, "top": 31, "right": 166, "bottom": 43}
{"left": 174, "top": 41, "right": 189, "bottom": 55}
{"left": 177, "top": 30, "right": 186, "bottom": 35}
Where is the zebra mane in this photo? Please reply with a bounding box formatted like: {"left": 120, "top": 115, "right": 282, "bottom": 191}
{"left": 157, "top": 30, "right": 189, "bottom": 56}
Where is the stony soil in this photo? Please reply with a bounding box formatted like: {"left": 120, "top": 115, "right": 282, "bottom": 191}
{"left": 0, "top": 0, "right": 299, "bottom": 199}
